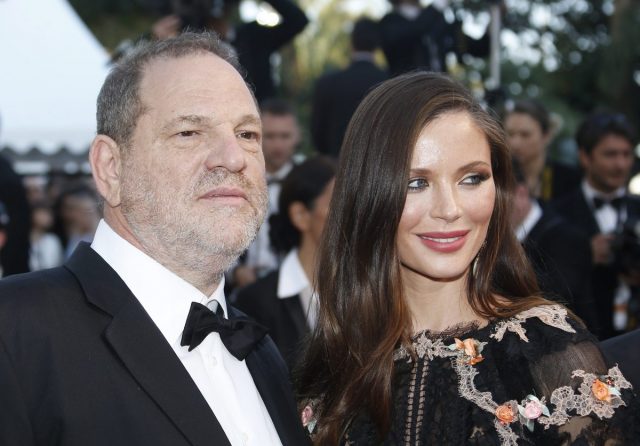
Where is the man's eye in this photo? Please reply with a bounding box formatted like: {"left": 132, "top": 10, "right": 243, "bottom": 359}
{"left": 177, "top": 130, "right": 197, "bottom": 137}
{"left": 408, "top": 178, "right": 428, "bottom": 191}
{"left": 238, "top": 131, "right": 259, "bottom": 141}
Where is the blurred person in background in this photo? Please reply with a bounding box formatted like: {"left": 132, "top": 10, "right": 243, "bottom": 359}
{"left": 52, "top": 183, "right": 100, "bottom": 259}
{"left": 379, "top": 0, "right": 490, "bottom": 76}
{"left": 0, "top": 128, "right": 31, "bottom": 275}
{"left": 233, "top": 99, "right": 302, "bottom": 288}
{"left": 29, "top": 200, "right": 64, "bottom": 271}
{"left": 311, "top": 17, "right": 388, "bottom": 158}
{"left": 236, "top": 157, "right": 335, "bottom": 370}
{"left": 0, "top": 201, "right": 10, "bottom": 277}
{"left": 504, "top": 99, "right": 581, "bottom": 202}
{"left": 148, "top": 0, "right": 308, "bottom": 102}
{"left": 552, "top": 111, "right": 640, "bottom": 339}
{"left": 511, "top": 157, "right": 599, "bottom": 333}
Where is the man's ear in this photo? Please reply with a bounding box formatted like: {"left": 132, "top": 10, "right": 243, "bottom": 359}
{"left": 90, "top": 135, "right": 123, "bottom": 208}
{"left": 578, "top": 148, "right": 590, "bottom": 171}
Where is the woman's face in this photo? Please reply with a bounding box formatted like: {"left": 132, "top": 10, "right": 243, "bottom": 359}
{"left": 504, "top": 112, "right": 548, "bottom": 164}
{"left": 397, "top": 111, "right": 495, "bottom": 282}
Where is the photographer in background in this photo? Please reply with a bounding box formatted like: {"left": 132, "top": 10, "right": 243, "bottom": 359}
{"left": 378, "top": 0, "right": 490, "bottom": 76}
{"left": 149, "top": 0, "right": 308, "bottom": 102}
{"left": 552, "top": 112, "right": 640, "bottom": 339}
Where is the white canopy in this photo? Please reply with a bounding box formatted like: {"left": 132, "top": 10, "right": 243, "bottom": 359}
{"left": 0, "top": 0, "right": 110, "bottom": 155}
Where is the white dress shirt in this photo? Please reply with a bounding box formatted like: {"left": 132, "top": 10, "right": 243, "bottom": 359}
{"left": 244, "top": 162, "right": 294, "bottom": 276}
{"left": 582, "top": 180, "right": 627, "bottom": 234}
{"left": 277, "top": 249, "right": 318, "bottom": 330}
{"left": 91, "top": 220, "right": 282, "bottom": 446}
{"left": 514, "top": 200, "right": 543, "bottom": 243}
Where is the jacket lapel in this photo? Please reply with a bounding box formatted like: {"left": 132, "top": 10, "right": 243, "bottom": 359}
{"left": 281, "top": 295, "right": 308, "bottom": 340}
{"left": 229, "top": 306, "right": 309, "bottom": 446}
{"left": 65, "top": 244, "right": 231, "bottom": 446}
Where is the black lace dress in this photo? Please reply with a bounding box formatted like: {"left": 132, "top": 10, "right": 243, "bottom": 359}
{"left": 306, "top": 305, "right": 640, "bottom": 445}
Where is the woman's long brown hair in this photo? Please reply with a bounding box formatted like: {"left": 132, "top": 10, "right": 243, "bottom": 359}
{"left": 295, "top": 72, "right": 550, "bottom": 444}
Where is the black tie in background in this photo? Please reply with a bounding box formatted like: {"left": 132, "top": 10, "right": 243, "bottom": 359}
{"left": 593, "top": 196, "right": 624, "bottom": 211}
{"left": 181, "top": 302, "right": 268, "bottom": 360}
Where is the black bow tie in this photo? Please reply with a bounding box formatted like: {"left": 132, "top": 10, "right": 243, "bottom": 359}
{"left": 181, "top": 302, "right": 268, "bottom": 360}
{"left": 593, "top": 196, "right": 624, "bottom": 210}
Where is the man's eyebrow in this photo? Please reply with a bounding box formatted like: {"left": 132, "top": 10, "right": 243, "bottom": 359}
{"left": 162, "top": 115, "right": 211, "bottom": 131}
{"left": 238, "top": 114, "right": 262, "bottom": 127}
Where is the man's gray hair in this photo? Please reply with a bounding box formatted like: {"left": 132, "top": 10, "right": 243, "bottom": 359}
{"left": 96, "top": 31, "right": 243, "bottom": 148}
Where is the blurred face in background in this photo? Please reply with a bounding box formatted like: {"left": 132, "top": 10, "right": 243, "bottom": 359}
{"left": 262, "top": 113, "right": 300, "bottom": 174}
{"left": 580, "top": 133, "right": 634, "bottom": 193}
{"left": 504, "top": 112, "right": 549, "bottom": 165}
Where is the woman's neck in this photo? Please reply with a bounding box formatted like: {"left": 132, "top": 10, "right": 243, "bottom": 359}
{"left": 402, "top": 269, "right": 483, "bottom": 334}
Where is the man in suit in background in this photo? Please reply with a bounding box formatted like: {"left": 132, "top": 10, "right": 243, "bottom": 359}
{"left": 0, "top": 32, "right": 307, "bottom": 446}
{"left": 311, "top": 18, "right": 388, "bottom": 157}
{"left": 511, "top": 158, "right": 599, "bottom": 333}
{"left": 552, "top": 112, "right": 640, "bottom": 339}
{"left": 601, "top": 328, "right": 640, "bottom": 390}
{"left": 0, "top": 149, "right": 31, "bottom": 276}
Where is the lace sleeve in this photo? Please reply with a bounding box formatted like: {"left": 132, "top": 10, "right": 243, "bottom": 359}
{"left": 528, "top": 330, "right": 639, "bottom": 444}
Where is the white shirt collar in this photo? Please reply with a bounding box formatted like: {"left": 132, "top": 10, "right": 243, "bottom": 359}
{"left": 90, "top": 219, "right": 227, "bottom": 347}
{"left": 277, "top": 249, "right": 310, "bottom": 299}
{"left": 515, "top": 200, "right": 543, "bottom": 242}
{"left": 266, "top": 161, "right": 294, "bottom": 183}
{"left": 581, "top": 179, "right": 626, "bottom": 205}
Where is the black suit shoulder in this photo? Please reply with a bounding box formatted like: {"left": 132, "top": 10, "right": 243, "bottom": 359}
{"left": 235, "top": 270, "right": 280, "bottom": 314}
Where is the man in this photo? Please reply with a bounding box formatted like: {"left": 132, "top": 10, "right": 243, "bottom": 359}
{"left": 0, "top": 201, "right": 9, "bottom": 276}
{"left": 234, "top": 99, "right": 301, "bottom": 288}
{"left": 552, "top": 111, "right": 640, "bottom": 339}
{"left": 311, "top": 18, "right": 388, "bottom": 157}
{"left": 0, "top": 150, "right": 31, "bottom": 276}
{"left": 379, "top": 0, "right": 490, "bottom": 76}
{"left": 511, "top": 158, "right": 599, "bottom": 332}
{"left": 0, "top": 32, "right": 308, "bottom": 446}
{"left": 150, "top": 0, "right": 308, "bottom": 102}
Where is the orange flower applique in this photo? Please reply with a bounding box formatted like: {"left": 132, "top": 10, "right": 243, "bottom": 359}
{"left": 495, "top": 404, "right": 515, "bottom": 425}
{"left": 592, "top": 379, "right": 612, "bottom": 403}
{"left": 449, "top": 337, "right": 485, "bottom": 365}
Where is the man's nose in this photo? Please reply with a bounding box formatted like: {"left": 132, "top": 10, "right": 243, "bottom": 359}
{"left": 204, "top": 131, "right": 247, "bottom": 173}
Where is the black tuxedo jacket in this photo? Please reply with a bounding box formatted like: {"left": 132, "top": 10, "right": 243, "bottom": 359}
{"left": 235, "top": 270, "right": 308, "bottom": 371}
{"left": 311, "top": 59, "right": 387, "bottom": 157}
{"left": 551, "top": 189, "right": 640, "bottom": 339}
{"left": 600, "top": 328, "right": 640, "bottom": 391}
{"left": 0, "top": 244, "right": 308, "bottom": 446}
{"left": 523, "top": 207, "right": 599, "bottom": 332}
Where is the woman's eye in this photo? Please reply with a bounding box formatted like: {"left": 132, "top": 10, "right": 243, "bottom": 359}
{"left": 408, "top": 178, "right": 428, "bottom": 191}
{"left": 461, "top": 174, "right": 489, "bottom": 185}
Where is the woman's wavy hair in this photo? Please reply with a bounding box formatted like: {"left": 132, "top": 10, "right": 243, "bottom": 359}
{"left": 295, "top": 72, "right": 548, "bottom": 444}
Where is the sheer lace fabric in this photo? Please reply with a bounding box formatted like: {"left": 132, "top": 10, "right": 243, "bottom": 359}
{"left": 335, "top": 305, "right": 639, "bottom": 445}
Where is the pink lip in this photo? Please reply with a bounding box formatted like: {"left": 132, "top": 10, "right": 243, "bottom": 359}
{"left": 417, "top": 230, "right": 470, "bottom": 253}
{"left": 199, "top": 187, "right": 248, "bottom": 202}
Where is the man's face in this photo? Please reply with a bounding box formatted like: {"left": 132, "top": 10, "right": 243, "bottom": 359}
{"left": 118, "top": 53, "right": 268, "bottom": 273}
{"left": 580, "top": 134, "right": 634, "bottom": 193}
{"left": 262, "top": 113, "right": 300, "bottom": 173}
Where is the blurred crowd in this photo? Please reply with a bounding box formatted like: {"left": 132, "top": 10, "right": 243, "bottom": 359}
{"left": 1, "top": 0, "right": 639, "bottom": 367}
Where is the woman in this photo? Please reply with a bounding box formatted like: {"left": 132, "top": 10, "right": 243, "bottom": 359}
{"left": 235, "top": 157, "right": 336, "bottom": 369}
{"left": 504, "top": 100, "right": 580, "bottom": 201}
{"left": 295, "top": 73, "right": 637, "bottom": 445}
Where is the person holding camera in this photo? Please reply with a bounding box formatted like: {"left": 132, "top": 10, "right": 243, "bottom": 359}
{"left": 150, "top": 0, "right": 308, "bottom": 103}
{"left": 552, "top": 112, "right": 640, "bottom": 339}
